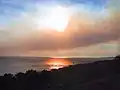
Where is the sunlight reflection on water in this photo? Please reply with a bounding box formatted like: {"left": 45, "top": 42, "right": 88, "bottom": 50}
{"left": 45, "top": 58, "right": 72, "bottom": 70}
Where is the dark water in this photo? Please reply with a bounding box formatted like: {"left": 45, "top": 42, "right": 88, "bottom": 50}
{"left": 0, "top": 57, "right": 111, "bottom": 75}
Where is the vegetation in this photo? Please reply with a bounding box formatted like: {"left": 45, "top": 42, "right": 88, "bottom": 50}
{"left": 0, "top": 55, "right": 120, "bottom": 90}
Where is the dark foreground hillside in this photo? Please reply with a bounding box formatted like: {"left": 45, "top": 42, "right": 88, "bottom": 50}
{"left": 0, "top": 55, "right": 120, "bottom": 90}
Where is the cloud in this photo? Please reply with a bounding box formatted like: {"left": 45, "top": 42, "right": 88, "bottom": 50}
{"left": 21, "top": 40, "right": 118, "bottom": 57}
{"left": 0, "top": 0, "right": 120, "bottom": 56}
{"left": 0, "top": 11, "right": 119, "bottom": 56}
{"left": 17, "top": 12, "right": 119, "bottom": 51}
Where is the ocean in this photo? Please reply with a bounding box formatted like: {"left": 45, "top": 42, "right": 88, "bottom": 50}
{"left": 0, "top": 57, "right": 112, "bottom": 75}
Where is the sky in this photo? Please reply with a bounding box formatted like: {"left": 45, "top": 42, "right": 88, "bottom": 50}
{"left": 0, "top": 0, "right": 119, "bottom": 57}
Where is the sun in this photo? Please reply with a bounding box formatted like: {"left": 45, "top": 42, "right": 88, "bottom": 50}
{"left": 37, "top": 6, "right": 70, "bottom": 32}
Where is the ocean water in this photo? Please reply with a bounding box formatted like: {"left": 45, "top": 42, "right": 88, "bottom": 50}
{"left": 0, "top": 57, "right": 111, "bottom": 75}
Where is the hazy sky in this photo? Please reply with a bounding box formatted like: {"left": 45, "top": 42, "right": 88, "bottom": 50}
{"left": 0, "top": 0, "right": 119, "bottom": 57}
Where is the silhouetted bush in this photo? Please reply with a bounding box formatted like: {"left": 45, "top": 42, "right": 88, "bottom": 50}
{"left": 115, "top": 55, "right": 120, "bottom": 60}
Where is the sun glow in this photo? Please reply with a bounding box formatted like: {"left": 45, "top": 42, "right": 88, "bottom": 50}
{"left": 45, "top": 58, "right": 72, "bottom": 70}
{"left": 37, "top": 6, "right": 70, "bottom": 32}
